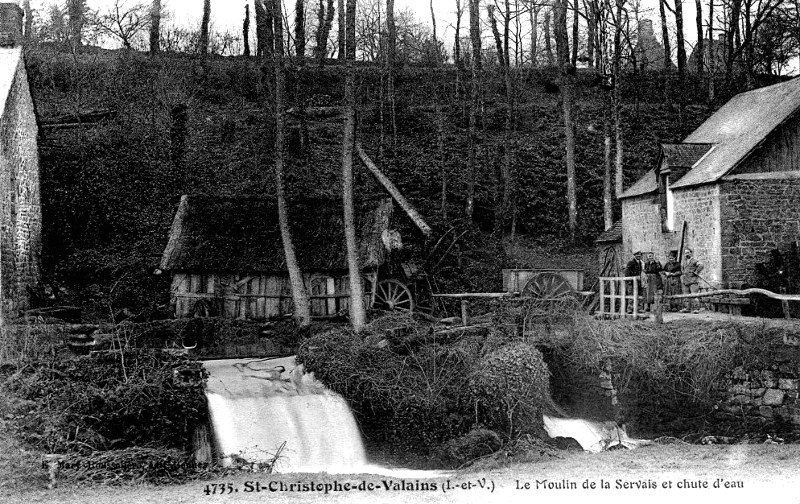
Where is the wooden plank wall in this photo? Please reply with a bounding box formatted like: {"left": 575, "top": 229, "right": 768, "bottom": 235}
{"left": 173, "top": 272, "right": 375, "bottom": 320}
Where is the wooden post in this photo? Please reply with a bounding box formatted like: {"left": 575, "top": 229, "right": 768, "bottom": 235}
{"left": 654, "top": 289, "right": 663, "bottom": 324}
{"left": 781, "top": 287, "right": 792, "bottom": 320}
{"left": 620, "top": 277, "right": 627, "bottom": 318}
{"left": 461, "top": 300, "right": 469, "bottom": 326}
{"left": 600, "top": 278, "right": 607, "bottom": 317}
{"left": 632, "top": 278, "right": 639, "bottom": 319}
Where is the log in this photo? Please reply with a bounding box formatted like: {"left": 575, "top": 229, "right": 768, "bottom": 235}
{"left": 432, "top": 292, "right": 514, "bottom": 298}
{"left": 356, "top": 143, "right": 432, "bottom": 237}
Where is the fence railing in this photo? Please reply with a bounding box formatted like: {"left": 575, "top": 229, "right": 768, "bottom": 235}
{"left": 597, "top": 276, "right": 641, "bottom": 319}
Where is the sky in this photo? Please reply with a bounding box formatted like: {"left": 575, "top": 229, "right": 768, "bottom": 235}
{"left": 26, "top": 0, "right": 705, "bottom": 56}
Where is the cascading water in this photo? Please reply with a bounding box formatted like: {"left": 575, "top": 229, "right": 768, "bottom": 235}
{"left": 203, "top": 356, "right": 368, "bottom": 473}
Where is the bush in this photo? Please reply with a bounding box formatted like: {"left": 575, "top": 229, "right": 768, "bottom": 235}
{"left": 4, "top": 349, "right": 208, "bottom": 455}
{"left": 296, "top": 318, "right": 476, "bottom": 451}
{"left": 469, "top": 342, "right": 551, "bottom": 437}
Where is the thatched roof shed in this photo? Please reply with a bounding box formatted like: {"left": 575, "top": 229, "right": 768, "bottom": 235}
{"left": 159, "top": 195, "right": 394, "bottom": 274}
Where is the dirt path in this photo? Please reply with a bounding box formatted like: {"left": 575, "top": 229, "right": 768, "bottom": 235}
{"left": 9, "top": 443, "right": 800, "bottom": 504}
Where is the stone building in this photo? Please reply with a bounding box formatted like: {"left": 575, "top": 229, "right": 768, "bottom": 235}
{"left": 618, "top": 77, "right": 800, "bottom": 289}
{"left": 0, "top": 3, "right": 41, "bottom": 321}
{"left": 687, "top": 34, "right": 727, "bottom": 73}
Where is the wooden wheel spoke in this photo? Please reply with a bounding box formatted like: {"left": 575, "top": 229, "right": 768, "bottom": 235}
{"left": 373, "top": 279, "right": 414, "bottom": 312}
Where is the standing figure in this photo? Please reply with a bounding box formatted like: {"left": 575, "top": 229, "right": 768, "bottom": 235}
{"left": 662, "top": 250, "right": 681, "bottom": 311}
{"left": 643, "top": 252, "right": 663, "bottom": 312}
{"left": 624, "top": 251, "right": 644, "bottom": 312}
{"left": 680, "top": 248, "right": 704, "bottom": 313}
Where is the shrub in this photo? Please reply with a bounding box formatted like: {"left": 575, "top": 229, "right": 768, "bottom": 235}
{"left": 469, "top": 342, "right": 551, "bottom": 437}
{"left": 296, "top": 318, "right": 476, "bottom": 451}
{"left": 4, "top": 350, "right": 208, "bottom": 455}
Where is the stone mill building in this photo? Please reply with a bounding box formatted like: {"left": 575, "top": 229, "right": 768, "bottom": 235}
{"left": 619, "top": 77, "right": 800, "bottom": 289}
{"left": 0, "top": 3, "right": 41, "bottom": 321}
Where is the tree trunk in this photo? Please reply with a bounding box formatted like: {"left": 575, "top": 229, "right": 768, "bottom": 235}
{"left": 603, "top": 91, "right": 613, "bottom": 229}
{"left": 466, "top": 0, "right": 482, "bottom": 220}
{"left": 314, "top": 0, "right": 335, "bottom": 60}
{"left": 544, "top": 9, "right": 554, "bottom": 65}
{"left": 613, "top": 0, "right": 624, "bottom": 198}
{"left": 149, "top": 0, "right": 161, "bottom": 55}
{"left": 659, "top": 0, "right": 672, "bottom": 105}
{"left": 555, "top": 0, "right": 577, "bottom": 242}
{"left": 338, "top": 0, "right": 345, "bottom": 60}
{"left": 67, "top": 0, "right": 84, "bottom": 50}
{"left": 243, "top": 4, "right": 251, "bottom": 57}
{"left": 255, "top": 0, "right": 267, "bottom": 57}
{"left": 530, "top": 5, "right": 539, "bottom": 65}
{"left": 585, "top": 0, "right": 595, "bottom": 68}
{"left": 272, "top": 0, "right": 312, "bottom": 328}
{"left": 455, "top": 0, "right": 463, "bottom": 68}
{"left": 707, "top": 0, "right": 715, "bottom": 104}
{"left": 23, "top": 0, "right": 32, "bottom": 43}
{"left": 342, "top": 0, "right": 366, "bottom": 331}
{"left": 674, "top": 0, "right": 686, "bottom": 77}
{"left": 295, "top": 0, "right": 306, "bottom": 60}
{"left": 387, "top": 0, "right": 397, "bottom": 150}
{"left": 694, "top": 0, "right": 704, "bottom": 75}
{"left": 571, "top": 0, "right": 580, "bottom": 67}
{"left": 199, "top": 0, "right": 211, "bottom": 56}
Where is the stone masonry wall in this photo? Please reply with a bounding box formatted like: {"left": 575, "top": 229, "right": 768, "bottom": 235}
{"left": 719, "top": 179, "right": 800, "bottom": 287}
{"left": 0, "top": 53, "right": 41, "bottom": 321}
{"left": 621, "top": 185, "right": 722, "bottom": 286}
{"left": 721, "top": 362, "right": 800, "bottom": 426}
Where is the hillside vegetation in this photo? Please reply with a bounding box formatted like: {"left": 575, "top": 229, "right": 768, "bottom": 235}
{"left": 30, "top": 47, "right": 721, "bottom": 315}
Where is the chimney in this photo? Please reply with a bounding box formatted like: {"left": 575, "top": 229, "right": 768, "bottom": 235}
{"left": 0, "top": 3, "right": 23, "bottom": 47}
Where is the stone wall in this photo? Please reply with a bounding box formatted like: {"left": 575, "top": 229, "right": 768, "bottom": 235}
{"left": 722, "top": 363, "right": 799, "bottom": 426}
{"left": 719, "top": 178, "right": 800, "bottom": 287}
{"left": 0, "top": 51, "right": 41, "bottom": 321}
{"left": 621, "top": 185, "right": 722, "bottom": 286}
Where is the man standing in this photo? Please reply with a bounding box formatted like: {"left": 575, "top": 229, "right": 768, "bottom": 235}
{"left": 624, "top": 251, "right": 644, "bottom": 311}
{"left": 662, "top": 250, "right": 681, "bottom": 311}
{"left": 644, "top": 252, "right": 663, "bottom": 312}
{"left": 680, "top": 248, "right": 704, "bottom": 313}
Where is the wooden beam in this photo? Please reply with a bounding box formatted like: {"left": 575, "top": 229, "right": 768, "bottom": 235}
{"left": 356, "top": 142, "right": 432, "bottom": 237}
{"left": 668, "top": 288, "right": 800, "bottom": 302}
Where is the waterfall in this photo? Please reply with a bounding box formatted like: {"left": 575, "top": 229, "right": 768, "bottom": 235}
{"left": 203, "top": 356, "right": 368, "bottom": 473}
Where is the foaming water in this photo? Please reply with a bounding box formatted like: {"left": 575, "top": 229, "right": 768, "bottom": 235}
{"left": 204, "top": 357, "right": 371, "bottom": 473}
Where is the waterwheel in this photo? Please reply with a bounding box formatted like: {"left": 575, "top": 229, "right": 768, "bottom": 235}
{"left": 522, "top": 272, "right": 574, "bottom": 300}
{"left": 373, "top": 279, "right": 415, "bottom": 312}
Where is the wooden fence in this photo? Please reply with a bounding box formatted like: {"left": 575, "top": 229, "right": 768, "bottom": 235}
{"left": 597, "top": 276, "right": 641, "bottom": 319}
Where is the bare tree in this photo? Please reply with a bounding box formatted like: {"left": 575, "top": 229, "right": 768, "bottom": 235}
{"left": 199, "top": 0, "right": 211, "bottom": 55}
{"left": 387, "top": 0, "right": 397, "bottom": 149}
{"left": 613, "top": 0, "right": 624, "bottom": 198}
{"left": 659, "top": 0, "right": 672, "bottom": 104}
{"left": 466, "top": 0, "right": 482, "bottom": 220}
{"left": 342, "top": 0, "right": 367, "bottom": 331}
{"left": 92, "top": 0, "right": 149, "bottom": 49}
{"left": 314, "top": 0, "right": 336, "bottom": 60}
{"left": 149, "top": 0, "right": 161, "bottom": 54}
{"left": 544, "top": 8, "right": 555, "bottom": 64}
{"left": 244, "top": 4, "right": 251, "bottom": 56}
{"left": 269, "top": 0, "right": 312, "bottom": 327}
{"left": 555, "top": 0, "right": 578, "bottom": 241}
{"left": 338, "top": 0, "right": 345, "bottom": 59}
{"left": 23, "top": 0, "right": 33, "bottom": 43}
{"left": 67, "top": 0, "right": 86, "bottom": 49}
{"left": 295, "top": 0, "right": 306, "bottom": 58}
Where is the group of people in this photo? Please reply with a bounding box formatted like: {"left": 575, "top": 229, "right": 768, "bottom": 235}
{"left": 623, "top": 249, "right": 704, "bottom": 314}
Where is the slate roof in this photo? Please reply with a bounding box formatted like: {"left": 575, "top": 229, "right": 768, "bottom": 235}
{"left": 595, "top": 221, "right": 622, "bottom": 243}
{"left": 674, "top": 77, "right": 800, "bottom": 188}
{"left": 619, "top": 143, "right": 714, "bottom": 199}
{"left": 159, "top": 195, "right": 393, "bottom": 273}
{"left": 620, "top": 76, "right": 800, "bottom": 198}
